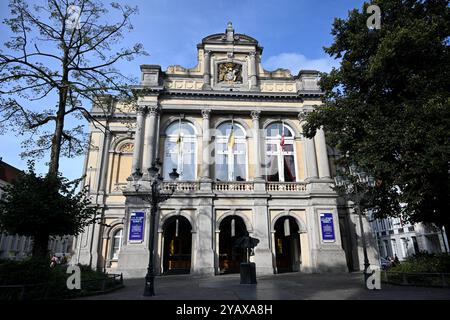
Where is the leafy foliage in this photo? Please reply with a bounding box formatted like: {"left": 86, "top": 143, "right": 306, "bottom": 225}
{"left": 0, "top": 161, "right": 97, "bottom": 256}
{"left": 389, "top": 252, "right": 450, "bottom": 273}
{"left": 303, "top": 0, "right": 450, "bottom": 227}
{"left": 0, "top": 259, "right": 121, "bottom": 300}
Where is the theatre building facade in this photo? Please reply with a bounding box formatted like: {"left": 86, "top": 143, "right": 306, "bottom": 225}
{"left": 75, "top": 23, "right": 377, "bottom": 278}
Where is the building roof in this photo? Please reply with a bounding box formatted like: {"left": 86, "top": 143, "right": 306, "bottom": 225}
{"left": 0, "top": 159, "right": 22, "bottom": 184}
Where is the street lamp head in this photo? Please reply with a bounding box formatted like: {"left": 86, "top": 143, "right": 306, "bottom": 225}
{"left": 357, "top": 171, "right": 368, "bottom": 183}
{"left": 148, "top": 165, "right": 159, "bottom": 179}
{"left": 349, "top": 164, "right": 358, "bottom": 176}
{"left": 169, "top": 168, "right": 180, "bottom": 181}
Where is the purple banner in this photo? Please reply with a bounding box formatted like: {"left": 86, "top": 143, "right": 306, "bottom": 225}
{"left": 320, "top": 213, "right": 335, "bottom": 242}
{"left": 129, "top": 211, "right": 145, "bottom": 241}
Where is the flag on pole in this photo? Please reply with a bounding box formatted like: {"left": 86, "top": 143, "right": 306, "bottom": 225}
{"left": 176, "top": 117, "right": 182, "bottom": 144}
{"left": 228, "top": 120, "right": 235, "bottom": 150}
{"left": 176, "top": 117, "right": 182, "bottom": 152}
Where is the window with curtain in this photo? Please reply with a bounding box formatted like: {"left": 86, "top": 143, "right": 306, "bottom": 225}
{"left": 163, "top": 121, "right": 197, "bottom": 181}
{"left": 264, "top": 122, "right": 297, "bottom": 182}
{"left": 111, "top": 229, "right": 123, "bottom": 260}
{"left": 215, "top": 122, "right": 247, "bottom": 181}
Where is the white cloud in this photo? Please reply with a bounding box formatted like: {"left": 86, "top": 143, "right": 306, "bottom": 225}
{"left": 263, "top": 53, "right": 340, "bottom": 75}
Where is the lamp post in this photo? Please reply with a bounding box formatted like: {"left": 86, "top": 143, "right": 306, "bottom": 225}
{"left": 132, "top": 162, "right": 179, "bottom": 297}
{"left": 334, "top": 167, "right": 376, "bottom": 283}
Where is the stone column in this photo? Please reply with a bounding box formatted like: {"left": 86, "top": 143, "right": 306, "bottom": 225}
{"left": 98, "top": 130, "right": 112, "bottom": 194}
{"left": 252, "top": 198, "right": 273, "bottom": 275}
{"left": 202, "top": 50, "right": 211, "bottom": 89}
{"left": 298, "top": 112, "right": 318, "bottom": 179}
{"left": 142, "top": 105, "right": 159, "bottom": 172}
{"left": 251, "top": 110, "right": 263, "bottom": 180}
{"left": 315, "top": 127, "right": 331, "bottom": 179}
{"left": 90, "top": 211, "right": 102, "bottom": 269}
{"left": 131, "top": 106, "right": 145, "bottom": 173}
{"left": 193, "top": 204, "right": 215, "bottom": 275}
{"left": 249, "top": 51, "right": 258, "bottom": 91}
{"left": 154, "top": 111, "right": 161, "bottom": 161}
{"left": 201, "top": 109, "right": 211, "bottom": 180}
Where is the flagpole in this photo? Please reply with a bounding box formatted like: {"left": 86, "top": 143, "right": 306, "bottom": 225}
{"left": 228, "top": 116, "right": 235, "bottom": 181}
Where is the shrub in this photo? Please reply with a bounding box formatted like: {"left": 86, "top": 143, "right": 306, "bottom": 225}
{"left": 0, "top": 259, "right": 120, "bottom": 300}
{"left": 389, "top": 252, "right": 450, "bottom": 273}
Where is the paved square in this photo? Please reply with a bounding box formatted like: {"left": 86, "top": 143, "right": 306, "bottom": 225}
{"left": 80, "top": 272, "right": 450, "bottom": 300}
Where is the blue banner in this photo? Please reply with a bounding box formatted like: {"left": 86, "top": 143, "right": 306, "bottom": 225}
{"left": 320, "top": 213, "right": 335, "bottom": 242}
{"left": 129, "top": 211, "right": 145, "bottom": 241}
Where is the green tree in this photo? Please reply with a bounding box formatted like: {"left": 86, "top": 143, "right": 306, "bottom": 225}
{"left": 0, "top": 162, "right": 97, "bottom": 258}
{"left": 0, "top": 0, "right": 147, "bottom": 178}
{"left": 303, "top": 0, "right": 450, "bottom": 231}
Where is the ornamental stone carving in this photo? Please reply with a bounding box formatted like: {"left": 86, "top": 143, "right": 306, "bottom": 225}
{"left": 119, "top": 143, "right": 134, "bottom": 153}
{"left": 218, "top": 62, "right": 242, "bottom": 84}
{"left": 201, "top": 109, "right": 211, "bottom": 119}
{"left": 251, "top": 110, "right": 261, "bottom": 120}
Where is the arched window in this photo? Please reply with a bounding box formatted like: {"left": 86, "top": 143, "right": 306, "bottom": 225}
{"left": 111, "top": 229, "right": 123, "bottom": 260}
{"left": 264, "top": 122, "right": 297, "bottom": 182}
{"left": 215, "top": 122, "right": 247, "bottom": 181}
{"left": 163, "top": 121, "right": 197, "bottom": 181}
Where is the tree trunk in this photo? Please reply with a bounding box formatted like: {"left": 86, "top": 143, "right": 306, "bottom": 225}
{"left": 47, "top": 89, "right": 67, "bottom": 178}
{"left": 32, "top": 234, "right": 50, "bottom": 259}
{"left": 48, "top": 47, "right": 69, "bottom": 178}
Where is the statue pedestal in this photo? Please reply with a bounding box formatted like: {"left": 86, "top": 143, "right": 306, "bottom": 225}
{"left": 240, "top": 262, "right": 257, "bottom": 284}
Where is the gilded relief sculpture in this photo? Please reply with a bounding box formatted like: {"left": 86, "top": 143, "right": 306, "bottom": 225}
{"left": 218, "top": 62, "right": 243, "bottom": 84}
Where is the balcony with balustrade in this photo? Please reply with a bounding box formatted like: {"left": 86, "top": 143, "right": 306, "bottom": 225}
{"left": 158, "top": 180, "right": 309, "bottom": 197}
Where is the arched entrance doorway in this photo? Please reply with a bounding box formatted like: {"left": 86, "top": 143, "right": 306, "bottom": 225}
{"left": 274, "top": 216, "right": 301, "bottom": 273}
{"left": 219, "top": 216, "right": 248, "bottom": 274}
{"left": 162, "top": 216, "right": 192, "bottom": 274}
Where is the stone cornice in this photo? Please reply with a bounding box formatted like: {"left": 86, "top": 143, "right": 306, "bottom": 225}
{"left": 132, "top": 85, "right": 323, "bottom": 101}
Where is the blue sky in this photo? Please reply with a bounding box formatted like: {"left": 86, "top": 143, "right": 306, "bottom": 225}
{"left": 0, "top": 0, "right": 365, "bottom": 180}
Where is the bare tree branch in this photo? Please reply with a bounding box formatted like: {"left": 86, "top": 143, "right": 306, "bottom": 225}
{"left": 0, "top": 0, "right": 146, "bottom": 176}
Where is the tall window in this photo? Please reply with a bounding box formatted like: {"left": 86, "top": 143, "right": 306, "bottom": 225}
{"left": 264, "top": 122, "right": 297, "bottom": 182}
{"left": 163, "top": 121, "right": 197, "bottom": 181}
{"left": 111, "top": 229, "right": 123, "bottom": 260}
{"left": 215, "top": 122, "right": 247, "bottom": 181}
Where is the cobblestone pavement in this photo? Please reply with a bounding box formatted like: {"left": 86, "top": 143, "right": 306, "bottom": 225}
{"left": 80, "top": 272, "right": 450, "bottom": 300}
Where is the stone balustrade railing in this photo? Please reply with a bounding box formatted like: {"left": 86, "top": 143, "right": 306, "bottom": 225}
{"left": 162, "top": 181, "right": 200, "bottom": 192}
{"left": 213, "top": 182, "right": 255, "bottom": 192}
{"left": 123, "top": 181, "right": 308, "bottom": 194}
{"left": 266, "top": 182, "right": 307, "bottom": 192}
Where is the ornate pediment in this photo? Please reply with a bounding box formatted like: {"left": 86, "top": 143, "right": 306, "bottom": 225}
{"left": 201, "top": 22, "right": 259, "bottom": 46}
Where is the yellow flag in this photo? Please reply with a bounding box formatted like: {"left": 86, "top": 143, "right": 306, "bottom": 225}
{"left": 228, "top": 126, "right": 235, "bottom": 150}
{"left": 176, "top": 118, "right": 182, "bottom": 148}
